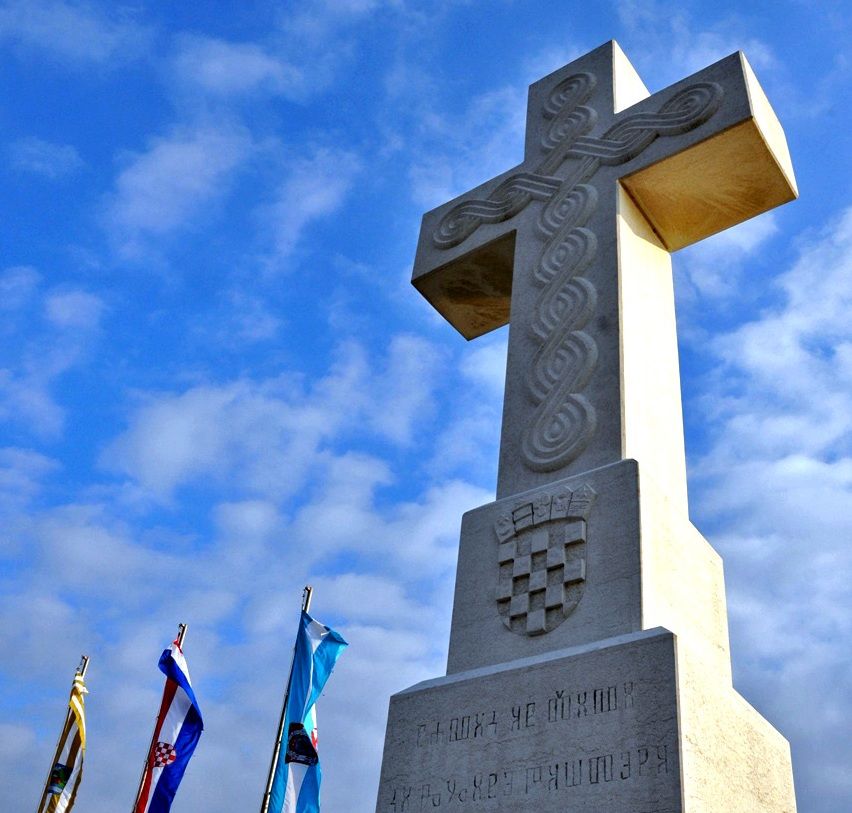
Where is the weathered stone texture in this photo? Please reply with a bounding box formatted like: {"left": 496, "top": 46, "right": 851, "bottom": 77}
{"left": 376, "top": 38, "right": 799, "bottom": 813}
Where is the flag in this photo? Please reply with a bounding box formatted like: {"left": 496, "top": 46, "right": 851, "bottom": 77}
{"left": 38, "top": 669, "right": 88, "bottom": 813}
{"left": 133, "top": 639, "right": 203, "bottom": 813}
{"left": 268, "top": 611, "right": 348, "bottom": 813}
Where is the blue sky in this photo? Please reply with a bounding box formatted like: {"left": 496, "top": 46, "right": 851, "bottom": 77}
{"left": 1, "top": 0, "right": 850, "bottom": 810}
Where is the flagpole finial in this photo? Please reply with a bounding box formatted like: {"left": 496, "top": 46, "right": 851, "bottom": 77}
{"left": 176, "top": 623, "right": 188, "bottom": 648}
{"left": 302, "top": 586, "right": 313, "bottom": 614}
{"left": 77, "top": 655, "right": 90, "bottom": 679}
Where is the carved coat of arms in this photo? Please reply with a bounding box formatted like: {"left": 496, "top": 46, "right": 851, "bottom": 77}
{"left": 494, "top": 484, "right": 595, "bottom": 636}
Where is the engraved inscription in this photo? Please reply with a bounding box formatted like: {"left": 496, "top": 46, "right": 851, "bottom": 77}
{"left": 494, "top": 484, "right": 596, "bottom": 635}
{"left": 415, "top": 680, "right": 635, "bottom": 750}
{"left": 385, "top": 743, "right": 670, "bottom": 810}
{"left": 378, "top": 633, "right": 682, "bottom": 813}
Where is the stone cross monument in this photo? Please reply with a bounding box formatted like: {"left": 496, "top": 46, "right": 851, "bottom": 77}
{"left": 375, "top": 41, "right": 798, "bottom": 812}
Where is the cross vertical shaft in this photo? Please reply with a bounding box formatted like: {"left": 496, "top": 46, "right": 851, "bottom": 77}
{"left": 412, "top": 41, "right": 796, "bottom": 503}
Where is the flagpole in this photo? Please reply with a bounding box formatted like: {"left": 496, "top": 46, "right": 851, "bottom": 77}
{"left": 131, "top": 624, "right": 186, "bottom": 813}
{"left": 36, "top": 656, "right": 88, "bottom": 813}
{"left": 259, "top": 585, "right": 312, "bottom": 813}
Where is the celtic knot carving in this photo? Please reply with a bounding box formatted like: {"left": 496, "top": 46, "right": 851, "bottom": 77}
{"left": 564, "top": 82, "right": 723, "bottom": 164}
{"left": 431, "top": 173, "right": 561, "bottom": 250}
{"left": 431, "top": 74, "right": 723, "bottom": 472}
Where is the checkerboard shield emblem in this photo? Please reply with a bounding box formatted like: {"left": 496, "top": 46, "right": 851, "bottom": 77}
{"left": 494, "top": 484, "right": 595, "bottom": 636}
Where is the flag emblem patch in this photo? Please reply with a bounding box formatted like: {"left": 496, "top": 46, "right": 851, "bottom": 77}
{"left": 153, "top": 742, "right": 177, "bottom": 767}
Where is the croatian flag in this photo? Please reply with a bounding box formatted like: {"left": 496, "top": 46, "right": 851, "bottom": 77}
{"left": 268, "top": 611, "right": 347, "bottom": 813}
{"left": 133, "top": 640, "right": 203, "bottom": 813}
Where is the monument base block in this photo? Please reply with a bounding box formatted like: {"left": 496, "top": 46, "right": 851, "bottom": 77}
{"left": 375, "top": 629, "right": 795, "bottom": 813}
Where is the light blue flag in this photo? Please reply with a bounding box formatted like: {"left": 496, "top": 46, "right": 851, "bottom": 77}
{"left": 269, "top": 611, "right": 348, "bottom": 813}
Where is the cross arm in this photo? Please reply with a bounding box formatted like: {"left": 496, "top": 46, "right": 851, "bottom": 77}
{"left": 410, "top": 49, "right": 798, "bottom": 341}
{"left": 617, "top": 51, "right": 798, "bottom": 251}
{"left": 411, "top": 164, "right": 535, "bottom": 340}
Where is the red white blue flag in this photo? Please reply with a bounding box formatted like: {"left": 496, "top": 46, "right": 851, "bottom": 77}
{"left": 133, "top": 640, "right": 203, "bottom": 813}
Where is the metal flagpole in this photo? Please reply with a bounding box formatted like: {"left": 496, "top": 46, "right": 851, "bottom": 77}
{"left": 131, "top": 624, "right": 187, "bottom": 813}
{"left": 259, "top": 585, "right": 313, "bottom": 813}
{"left": 36, "top": 655, "right": 88, "bottom": 813}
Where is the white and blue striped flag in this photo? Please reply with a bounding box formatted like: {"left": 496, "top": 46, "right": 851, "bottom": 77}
{"left": 133, "top": 639, "right": 203, "bottom": 813}
{"left": 268, "top": 611, "right": 347, "bottom": 813}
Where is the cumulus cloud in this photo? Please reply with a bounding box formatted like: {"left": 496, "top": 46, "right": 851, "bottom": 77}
{"left": 263, "top": 147, "right": 362, "bottom": 264}
{"left": 0, "top": 447, "right": 58, "bottom": 520}
{"left": 8, "top": 137, "right": 84, "bottom": 178}
{"left": 676, "top": 212, "right": 780, "bottom": 302}
{"left": 44, "top": 290, "right": 105, "bottom": 330}
{"left": 702, "top": 207, "right": 852, "bottom": 459}
{"left": 0, "top": 376, "right": 481, "bottom": 812}
{"left": 107, "top": 124, "right": 253, "bottom": 253}
{"left": 406, "top": 83, "right": 527, "bottom": 209}
{"left": 615, "top": 0, "right": 777, "bottom": 83}
{"left": 171, "top": 35, "right": 304, "bottom": 98}
{"left": 427, "top": 334, "right": 506, "bottom": 480}
{"left": 0, "top": 281, "right": 104, "bottom": 438}
{"left": 688, "top": 206, "right": 852, "bottom": 813}
{"left": 211, "top": 289, "right": 283, "bottom": 344}
{"left": 102, "top": 335, "right": 441, "bottom": 500}
{"left": 0, "top": 265, "right": 40, "bottom": 311}
{"left": 0, "top": 0, "right": 149, "bottom": 63}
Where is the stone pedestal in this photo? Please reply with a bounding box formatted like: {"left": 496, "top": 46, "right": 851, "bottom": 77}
{"left": 375, "top": 463, "right": 797, "bottom": 812}
{"left": 376, "top": 629, "right": 795, "bottom": 813}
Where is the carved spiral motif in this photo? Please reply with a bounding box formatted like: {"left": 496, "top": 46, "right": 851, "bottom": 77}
{"left": 543, "top": 72, "right": 597, "bottom": 118}
{"left": 429, "top": 72, "right": 724, "bottom": 472}
{"left": 522, "top": 81, "right": 723, "bottom": 471}
{"left": 522, "top": 179, "right": 599, "bottom": 469}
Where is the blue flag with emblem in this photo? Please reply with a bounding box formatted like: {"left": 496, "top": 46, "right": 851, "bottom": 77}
{"left": 267, "top": 610, "right": 347, "bottom": 813}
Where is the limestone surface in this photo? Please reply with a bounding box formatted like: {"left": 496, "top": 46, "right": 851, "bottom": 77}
{"left": 376, "top": 630, "right": 796, "bottom": 813}
{"left": 376, "top": 38, "right": 799, "bottom": 813}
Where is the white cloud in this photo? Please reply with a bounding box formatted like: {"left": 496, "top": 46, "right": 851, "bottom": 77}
{"left": 406, "top": 83, "right": 527, "bottom": 209}
{"left": 459, "top": 337, "right": 508, "bottom": 396}
{"left": 364, "top": 333, "right": 443, "bottom": 444}
{"left": 0, "top": 375, "right": 485, "bottom": 812}
{"left": 676, "top": 212, "right": 779, "bottom": 301}
{"left": 44, "top": 289, "right": 104, "bottom": 330}
{"left": 0, "top": 447, "right": 57, "bottom": 518}
{"left": 172, "top": 35, "right": 303, "bottom": 98}
{"left": 616, "top": 0, "right": 777, "bottom": 85}
{"left": 8, "top": 136, "right": 83, "bottom": 177}
{"left": 0, "top": 265, "right": 40, "bottom": 310}
{"left": 0, "top": 0, "right": 148, "bottom": 63}
{"left": 102, "top": 335, "right": 441, "bottom": 500}
{"left": 426, "top": 334, "right": 506, "bottom": 480}
{"left": 264, "top": 147, "right": 362, "bottom": 263}
{"left": 704, "top": 207, "right": 852, "bottom": 454}
{"left": 687, "top": 205, "right": 852, "bottom": 812}
{"left": 0, "top": 369, "right": 65, "bottom": 437}
{"left": 219, "top": 289, "right": 283, "bottom": 343}
{"left": 279, "top": 0, "right": 391, "bottom": 41}
{"left": 0, "top": 282, "right": 104, "bottom": 438}
{"left": 108, "top": 124, "right": 253, "bottom": 253}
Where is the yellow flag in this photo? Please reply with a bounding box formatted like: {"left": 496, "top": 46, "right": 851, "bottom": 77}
{"left": 38, "top": 668, "right": 88, "bottom": 813}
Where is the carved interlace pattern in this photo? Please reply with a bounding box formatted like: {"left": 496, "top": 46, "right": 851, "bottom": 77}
{"left": 432, "top": 76, "right": 723, "bottom": 472}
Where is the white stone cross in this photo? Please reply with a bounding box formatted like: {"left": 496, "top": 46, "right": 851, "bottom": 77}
{"left": 412, "top": 41, "right": 797, "bottom": 504}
